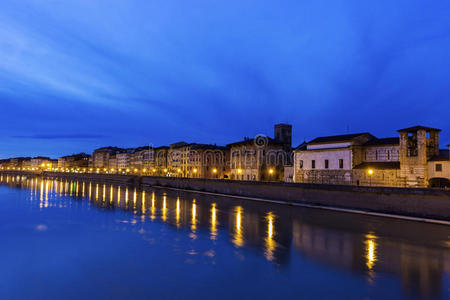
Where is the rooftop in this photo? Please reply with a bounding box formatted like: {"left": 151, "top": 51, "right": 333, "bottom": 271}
{"left": 397, "top": 125, "right": 441, "bottom": 132}
{"left": 227, "top": 137, "right": 284, "bottom": 147}
{"left": 308, "top": 133, "right": 373, "bottom": 144}
{"left": 428, "top": 149, "right": 450, "bottom": 162}
{"left": 294, "top": 142, "right": 307, "bottom": 151}
{"left": 363, "top": 137, "right": 399, "bottom": 146}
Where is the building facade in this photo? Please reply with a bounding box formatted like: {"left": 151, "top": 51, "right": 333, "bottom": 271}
{"left": 167, "top": 143, "right": 230, "bottom": 178}
{"left": 57, "top": 153, "right": 90, "bottom": 170}
{"left": 228, "top": 124, "right": 292, "bottom": 181}
{"left": 92, "top": 147, "right": 122, "bottom": 169}
{"left": 294, "top": 126, "right": 450, "bottom": 188}
{"left": 131, "top": 147, "right": 155, "bottom": 171}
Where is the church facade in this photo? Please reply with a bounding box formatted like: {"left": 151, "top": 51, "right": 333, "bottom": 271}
{"left": 293, "top": 126, "right": 450, "bottom": 188}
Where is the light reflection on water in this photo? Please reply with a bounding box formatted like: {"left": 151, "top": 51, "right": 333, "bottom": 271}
{"left": 0, "top": 175, "right": 449, "bottom": 299}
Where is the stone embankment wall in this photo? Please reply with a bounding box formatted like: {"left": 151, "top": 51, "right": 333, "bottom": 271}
{"left": 1, "top": 171, "right": 449, "bottom": 220}
{"left": 141, "top": 176, "right": 450, "bottom": 220}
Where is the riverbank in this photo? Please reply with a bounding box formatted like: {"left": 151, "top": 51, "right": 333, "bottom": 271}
{"left": 2, "top": 170, "right": 449, "bottom": 221}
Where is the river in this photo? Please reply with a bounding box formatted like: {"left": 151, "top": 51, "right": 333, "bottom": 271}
{"left": 0, "top": 175, "right": 449, "bottom": 299}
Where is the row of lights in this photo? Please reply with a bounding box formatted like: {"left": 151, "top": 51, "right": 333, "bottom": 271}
{"left": 236, "top": 168, "right": 274, "bottom": 174}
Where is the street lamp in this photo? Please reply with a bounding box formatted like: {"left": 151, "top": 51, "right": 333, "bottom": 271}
{"left": 368, "top": 169, "right": 374, "bottom": 186}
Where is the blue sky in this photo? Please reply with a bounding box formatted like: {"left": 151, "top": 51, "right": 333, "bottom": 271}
{"left": 0, "top": 0, "right": 449, "bottom": 158}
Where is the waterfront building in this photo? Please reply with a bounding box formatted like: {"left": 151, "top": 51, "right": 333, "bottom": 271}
{"left": 167, "top": 142, "right": 189, "bottom": 176}
{"left": 57, "top": 153, "right": 90, "bottom": 170}
{"left": 185, "top": 144, "right": 230, "bottom": 179}
{"left": 293, "top": 126, "right": 449, "bottom": 187}
{"left": 30, "top": 156, "right": 52, "bottom": 169}
{"left": 167, "top": 142, "right": 229, "bottom": 178}
{"left": 22, "top": 158, "right": 32, "bottom": 169}
{"left": 92, "top": 147, "right": 122, "bottom": 169}
{"left": 154, "top": 146, "right": 169, "bottom": 175}
{"left": 116, "top": 149, "right": 134, "bottom": 171}
{"left": 131, "top": 146, "right": 155, "bottom": 172}
{"left": 108, "top": 155, "right": 117, "bottom": 171}
{"left": 228, "top": 124, "right": 292, "bottom": 181}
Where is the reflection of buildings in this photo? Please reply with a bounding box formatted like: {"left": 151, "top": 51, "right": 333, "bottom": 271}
{"left": 291, "top": 220, "right": 448, "bottom": 298}
{"left": 0, "top": 175, "right": 448, "bottom": 298}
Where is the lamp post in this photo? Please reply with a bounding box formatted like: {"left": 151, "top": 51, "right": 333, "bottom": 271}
{"left": 368, "top": 169, "right": 374, "bottom": 186}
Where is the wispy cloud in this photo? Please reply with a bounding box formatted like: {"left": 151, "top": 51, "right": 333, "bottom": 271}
{"left": 0, "top": 0, "right": 449, "bottom": 158}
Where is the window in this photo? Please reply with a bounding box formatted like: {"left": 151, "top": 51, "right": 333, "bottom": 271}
{"left": 300, "top": 160, "right": 303, "bottom": 169}
{"left": 311, "top": 160, "right": 315, "bottom": 169}
{"left": 339, "top": 159, "right": 344, "bottom": 169}
{"left": 324, "top": 160, "right": 329, "bottom": 169}
{"left": 436, "top": 164, "right": 442, "bottom": 172}
{"left": 375, "top": 151, "right": 378, "bottom": 160}
{"left": 387, "top": 150, "right": 390, "bottom": 160}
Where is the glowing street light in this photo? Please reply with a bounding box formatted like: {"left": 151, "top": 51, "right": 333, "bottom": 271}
{"left": 368, "top": 169, "right": 374, "bottom": 186}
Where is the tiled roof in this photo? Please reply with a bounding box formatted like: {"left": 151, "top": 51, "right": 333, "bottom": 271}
{"left": 397, "top": 125, "right": 441, "bottom": 132}
{"left": 363, "top": 137, "right": 399, "bottom": 146}
{"left": 354, "top": 162, "right": 400, "bottom": 170}
{"left": 155, "top": 146, "right": 169, "bottom": 150}
{"left": 294, "top": 142, "right": 307, "bottom": 151}
{"left": 190, "top": 143, "right": 229, "bottom": 150}
{"left": 428, "top": 149, "right": 450, "bottom": 162}
{"left": 227, "top": 137, "right": 284, "bottom": 147}
{"left": 308, "top": 133, "right": 372, "bottom": 144}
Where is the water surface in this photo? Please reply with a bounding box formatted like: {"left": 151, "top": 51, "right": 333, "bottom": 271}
{"left": 0, "top": 175, "right": 449, "bottom": 299}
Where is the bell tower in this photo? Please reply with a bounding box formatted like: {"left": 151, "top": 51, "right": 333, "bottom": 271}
{"left": 398, "top": 126, "right": 440, "bottom": 187}
{"left": 274, "top": 123, "right": 292, "bottom": 151}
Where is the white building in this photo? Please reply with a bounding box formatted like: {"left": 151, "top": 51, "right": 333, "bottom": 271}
{"left": 294, "top": 126, "right": 450, "bottom": 188}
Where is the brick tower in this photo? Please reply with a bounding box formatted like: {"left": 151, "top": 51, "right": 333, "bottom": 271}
{"left": 398, "top": 126, "right": 440, "bottom": 187}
